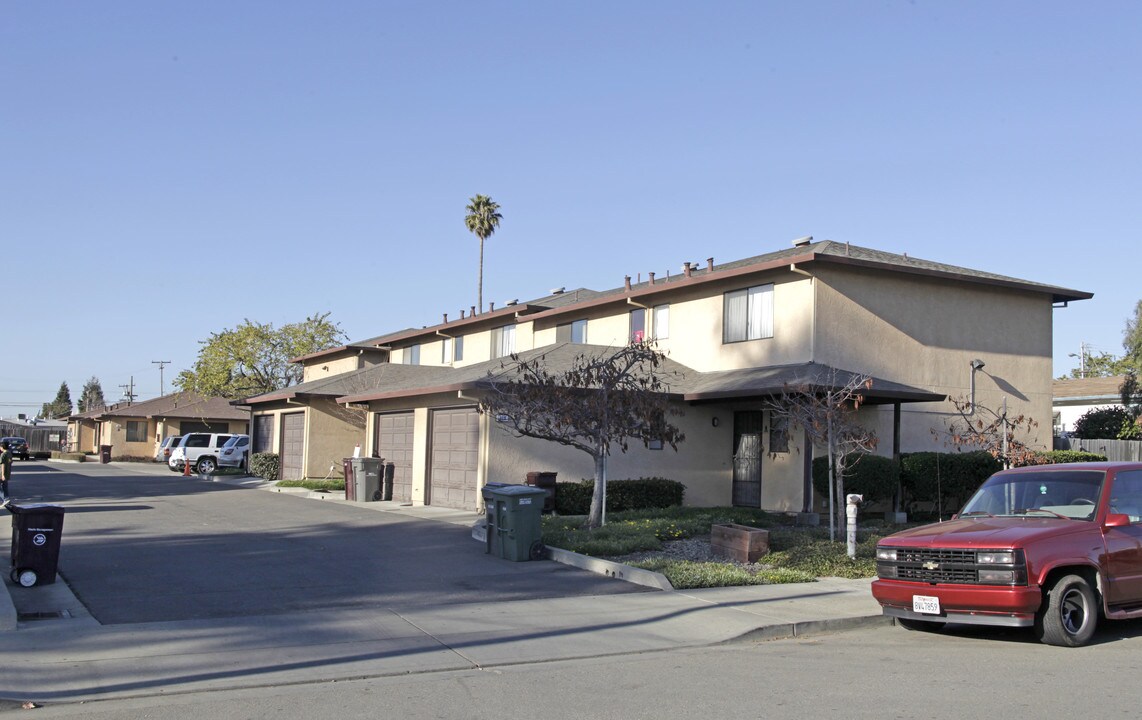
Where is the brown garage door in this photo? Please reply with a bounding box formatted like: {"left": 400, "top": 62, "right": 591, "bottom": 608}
{"left": 374, "top": 412, "right": 415, "bottom": 503}
{"left": 280, "top": 412, "right": 305, "bottom": 481}
{"left": 429, "top": 407, "right": 479, "bottom": 510}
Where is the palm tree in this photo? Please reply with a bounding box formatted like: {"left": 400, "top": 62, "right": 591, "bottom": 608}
{"left": 464, "top": 194, "right": 503, "bottom": 314}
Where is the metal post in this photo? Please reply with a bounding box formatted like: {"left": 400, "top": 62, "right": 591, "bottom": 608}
{"left": 846, "top": 493, "right": 863, "bottom": 559}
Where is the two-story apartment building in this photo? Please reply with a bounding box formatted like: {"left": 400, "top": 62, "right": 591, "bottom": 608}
{"left": 243, "top": 239, "right": 1091, "bottom": 514}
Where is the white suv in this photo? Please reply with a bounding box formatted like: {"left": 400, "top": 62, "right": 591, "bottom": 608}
{"left": 168, "top": 433, "right": 236, "bottom": 474}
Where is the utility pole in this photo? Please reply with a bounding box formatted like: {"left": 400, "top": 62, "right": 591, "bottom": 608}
{"left": 152, "top": 360, "right": 171, "bottom": 396}
{"left": 119, "top": 377, "right": 136, "bottom": 405}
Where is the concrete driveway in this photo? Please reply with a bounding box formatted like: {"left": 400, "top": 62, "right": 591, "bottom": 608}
{"left": 7, "top": 462, "right": 647, "bottom": 626}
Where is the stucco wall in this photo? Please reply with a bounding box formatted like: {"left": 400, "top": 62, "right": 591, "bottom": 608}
{"left": 811, "top": 266, "right": 1055, "bottom": 453}
{"left": 304, "top": 398, "right": 367, "bottom": 478}
{"left": 302, "top": 354, "right": 360, "bottom": 382}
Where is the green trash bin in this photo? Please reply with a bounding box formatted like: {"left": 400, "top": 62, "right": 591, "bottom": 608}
{"left": 486, "top": 485, "right": 547, "bottom": 561}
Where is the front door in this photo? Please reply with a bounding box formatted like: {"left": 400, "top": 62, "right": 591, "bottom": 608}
{"left": 732, "top": 411, "right": 763, "bottom": 507}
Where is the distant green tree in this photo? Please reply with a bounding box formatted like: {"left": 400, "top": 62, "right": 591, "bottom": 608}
{"left": 464, "top": 194, "right": 503, "bottom": 314}
{"left": 1061, "top": 350, "right": 1131, "bottom": 379}
{"left": 1124, "top": 300, "right": 1142, "bottom": 371}
{"left": 40, "top": 381, "right": 73, "bottom": 419}
{"left": 174, "top": 313, "right": 347, "bottom": 399}
{"left": 78, "top": 377, "right": 106, "bottom": 413}
{"left": 1120, "top": 371, "right": 1142, "bottom": 439}
{"left": 1072, "top": 406, "right": 1131, "bottom": 440}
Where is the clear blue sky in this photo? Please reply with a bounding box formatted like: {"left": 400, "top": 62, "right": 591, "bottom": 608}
{"left": 2, "top": 1, "right": 1139, "bottom": 418}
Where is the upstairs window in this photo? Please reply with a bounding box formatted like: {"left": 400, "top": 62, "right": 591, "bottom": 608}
{"left": 442, "top": 337, "right": 453, "bottom": 364}
{"left": 723, "top": 283, "right": 774, "bottom": 343}
{"left": 402, "top": 344, "right": 421, "bottom": 365}
{"left": 630, "top": 308, "right": 646, "bottom": 343}
{"left": 455, "top": 335, "right": 465, "bottom": 362}
{"left": 557, "top": 319, "right": 588, "bottom": 344}
{"left": 491, "top": 324, "right": 516, "bottom": 359}
{"left": 653, "top": 304, "right": 669, "bottom": 339}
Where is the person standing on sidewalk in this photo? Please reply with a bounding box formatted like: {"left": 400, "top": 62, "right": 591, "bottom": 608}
{"left": 0, "top": 439, "right": 12, "bottom": 506}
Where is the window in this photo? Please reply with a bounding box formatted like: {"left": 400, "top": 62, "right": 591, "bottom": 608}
{"left": 126, "top": 421, "right": 147, "bottom": 442}
{"left": 455, "top": 335, "right": 464, "bottom": 362}
{"left": 723, "top": 283, "right": 774, "bottom": 343}
{"left": 648, "top": 439, "right": 664, "bottom": 451}
{"left": 630, "top": 308, "right": 646, "bottom": 343}
{"left": 769, "top": 416, "right": 790, "bottom": 454}
{"left": 402, "top": 344, "right": 421, "bottom": 365}
{"left": 557, "top": 319, "right": 588, "bottom": 344}
{"left": 491, "top": 324, "right": 516, "bottom": 358}
{"left": 442, "top": 337, "right": 453, "bottom": 364}
{"left": 653, "top": 304, "right": 669, "bottom": 339}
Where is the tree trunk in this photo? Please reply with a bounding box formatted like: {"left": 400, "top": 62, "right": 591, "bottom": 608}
{"left": 478, "top": 236, "right": 485, "bottom": 314}
{"left": 587, "top": 451, "right": 607, "bottom": 529}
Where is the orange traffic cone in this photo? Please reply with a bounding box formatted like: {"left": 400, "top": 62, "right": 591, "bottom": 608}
{"left": 183, "top": 459, "right": 191, "bottom": 477}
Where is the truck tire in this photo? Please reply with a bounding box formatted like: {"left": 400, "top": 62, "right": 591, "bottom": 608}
{"left": 1035, "top": 574, "right": 1098, "bottom": 647}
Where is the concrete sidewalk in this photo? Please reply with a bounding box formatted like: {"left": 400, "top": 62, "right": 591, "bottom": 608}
{"left": 0, "top": 463, "right": 887, "bottom": 704}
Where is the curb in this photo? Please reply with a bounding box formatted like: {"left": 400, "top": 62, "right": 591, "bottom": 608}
{"left": 722, "top": 614, "right": 892, "bottom": 643}
{"left": 545, "top": 547, "right": 674, "bottom": 591}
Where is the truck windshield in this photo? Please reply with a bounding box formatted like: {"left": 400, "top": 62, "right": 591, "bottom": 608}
{"left": 959, "top": 469, "right": 1106, "bottom": 521}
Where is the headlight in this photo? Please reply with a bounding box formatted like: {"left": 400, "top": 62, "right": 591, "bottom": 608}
{"left": 876, "top": 547, "right": 897, "bottom": 561}
{"left": 978, "top": 569, "right": 1015, "bottom": 584}
{"left": 977, "top": 551, "right": 1015, "bottom": 564}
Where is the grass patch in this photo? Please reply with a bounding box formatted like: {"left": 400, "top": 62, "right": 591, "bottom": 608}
{"left": 542, "top": 507, "right": 889, "bottom": 586}
{"left": 276, "top": 479, "right": 346, "bottom": 492}
{"left": 628, "top": 558, "right": 817, "bottom": 588}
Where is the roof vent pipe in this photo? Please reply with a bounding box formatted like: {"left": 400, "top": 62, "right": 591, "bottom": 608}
{"left": 443, "top": 313, "right": 448, "bottom": 323}
{"left": 461, "top": 309, "right": 466, "bottom": 319}
{"left": 625, "top": 275, "right": 632, "bottom": 291}
{"left": 706, "top": 257, "right": 714, "bottom": 272}
{"left": 683, "top": 262, "right": 692, "bottom": 277}
{"left": 489, "top": 301, "right": 495, "bottom": 312}
{"left": 471, "top": 305, "right": 476, "bottom": 316}
{"left": 648, "top": 272, "right": 655, "bottom": 285}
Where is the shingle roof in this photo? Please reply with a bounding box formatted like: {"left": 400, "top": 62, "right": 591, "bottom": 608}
{"left": 95, "top": 392, "right": 248, "bottom": 421}
{"left": 1053, "top": 375, "right": 1128, "bottom": 401}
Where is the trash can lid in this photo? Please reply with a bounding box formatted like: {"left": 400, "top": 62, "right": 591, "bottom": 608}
{"left": 487, "top": 484, "right": 547, "bottom": 498}
{"left": 8, "top": 503, "right": 65, "bottom": 514}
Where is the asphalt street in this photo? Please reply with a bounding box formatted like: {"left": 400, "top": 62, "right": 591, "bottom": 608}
{"left": 4, "top": 461, "right": 648, "bottom": 625}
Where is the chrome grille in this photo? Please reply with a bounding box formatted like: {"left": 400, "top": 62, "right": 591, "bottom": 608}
{"left": 878, "top": 547, "right": 1025, "bottom": 585}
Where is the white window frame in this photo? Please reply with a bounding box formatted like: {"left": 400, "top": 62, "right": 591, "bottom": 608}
{"left": 653, "top": 304, "right": 669, "bottom": 340}
{"left": 492, "top": 324, "right": 516, "bottom": 359}
{"left": 723, "top": 283, "right": 774, "bottom": 343}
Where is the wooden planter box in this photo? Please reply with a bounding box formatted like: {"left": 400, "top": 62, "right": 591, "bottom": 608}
{"left": 710, "top": 523, "right": 769, "bottom": 563}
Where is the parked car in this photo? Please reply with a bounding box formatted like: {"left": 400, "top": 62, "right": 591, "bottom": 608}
{"left": 168, "top": 433, "right": 235, "bottom": 474}
{"left": 1, "top": 437, "right": 30, "bottom": 461}
{"left": 217, "top": 434, "right": 250, "bottom": 470}
{"left": 154, "top": 435, "right": 182, "bottom": 463}
{"left": 872, "top": 461, "right": 1142, "bottom": 647}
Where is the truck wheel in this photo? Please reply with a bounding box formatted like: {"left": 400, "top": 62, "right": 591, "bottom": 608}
{"left": 196, "top": 457, "right": 217, "bottom": 474}
{"left": 1036, "top": 574, "right": 1098, "bottom": 647}
{"left": 898, "top": 618, "right": 945, "bottom": 633}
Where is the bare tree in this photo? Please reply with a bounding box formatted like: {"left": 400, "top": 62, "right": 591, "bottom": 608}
{"left": 935, "top": 396, "right": 1042, "bottom": 469}
{"left": 766, "top": 370, "right": 878, "bottom": 540}
{"left": 478, "top": 343, "right": 685, "bottom": 529}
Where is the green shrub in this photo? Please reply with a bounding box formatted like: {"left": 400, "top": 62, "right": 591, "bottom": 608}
{"left": 1072, "top": 406, "right": 1131, "bottom": 439}
{"left": 901, "top": 451, "right": 1000, "bottom": 514}
{"left": 249, "top": 452, "right": 280, "bottom": 481}
{"left": 553, "top": 477, "right": 685, "bottom": 515}
{"left": 811, "top": 454, "right": 900, "bottom": 505}
{"left": 1037, "top": 450, "right": 1107, "bottom": 464}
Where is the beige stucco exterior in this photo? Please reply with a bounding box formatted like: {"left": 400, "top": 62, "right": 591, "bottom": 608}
{"left": 251, "top": 399, "right": 366, "bottom": 479}
{"left": 271, "top": 243, "right": 1082, "bottom": 514}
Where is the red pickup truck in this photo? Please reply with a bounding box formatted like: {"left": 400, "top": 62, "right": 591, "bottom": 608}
{"left": 872, "top": 462, "right": 1142, "bottom": 647}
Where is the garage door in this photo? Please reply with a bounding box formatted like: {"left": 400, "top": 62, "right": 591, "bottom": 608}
{"left": 429, "top": 407, "right": 479, "bottom": 510}
{"left": 374, "top": 412, "right": 415, "bottom": 503}
{"left": 252, "top": 415, "right": 274, "bottom": 454}
{"left": 280, "top": 412, "right": 305, "bottom": 481}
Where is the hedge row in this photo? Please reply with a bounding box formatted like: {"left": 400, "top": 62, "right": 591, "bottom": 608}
{"left": 554, "top": 477, "right": 685, "bottom": 515}
{"left": 813, "top": 449, "right": 1108, "bottom": 514}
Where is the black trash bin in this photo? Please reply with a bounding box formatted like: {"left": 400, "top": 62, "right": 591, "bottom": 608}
{"left": 525, "top": 471, "right": 558, "bottom": 513}
{"left": 99, "top": 445, "right": 112, "bottom": 464}
{"left": 10, "top": 504, "right": 65, "bottom": 587}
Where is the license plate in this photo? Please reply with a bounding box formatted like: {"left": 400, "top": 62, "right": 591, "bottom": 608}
{"left": 913, "top": 595, "right": 941, "bottom": 615}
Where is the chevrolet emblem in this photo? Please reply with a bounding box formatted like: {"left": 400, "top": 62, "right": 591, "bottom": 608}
{"left": 922, "top": 561, "right": 940, "bottom": 570}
